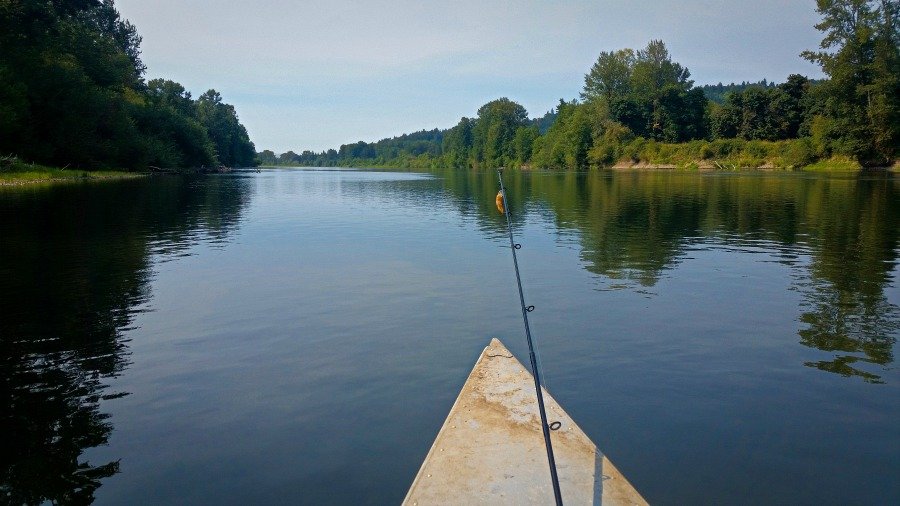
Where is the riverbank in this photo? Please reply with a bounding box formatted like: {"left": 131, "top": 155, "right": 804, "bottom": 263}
{"left": 0, "top": 169, "right": 146, "bottom": 187}
{"left": 599, "top": 137, "right": 877, "bottom": 172}
{"left": 610, "top": 158, "right": 899, "bottom": 172}
{"left": 0, "top": 159, "right": 147, "bottom": 187}
{"left": 611, "top": 157, "right": 867, "bottom": 171}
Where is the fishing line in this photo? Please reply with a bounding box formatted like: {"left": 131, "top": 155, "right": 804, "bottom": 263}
{"left": 496, "top": 169, "right": 563, "bottom": 506}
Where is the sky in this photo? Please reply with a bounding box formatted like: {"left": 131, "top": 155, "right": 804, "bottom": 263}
{"left": 115, "top": 0, "right": 827, "bottom": 153}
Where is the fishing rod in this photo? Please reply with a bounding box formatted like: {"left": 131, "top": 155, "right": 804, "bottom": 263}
{"left": 496, "top": 169, "right": 563, "bottom": 506}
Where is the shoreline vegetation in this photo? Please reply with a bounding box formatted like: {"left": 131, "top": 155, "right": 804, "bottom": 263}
{"left": 263, "top": 159, "right": 896, "bottom": 172}
{"left": 0, "top": 156, "right": 253, "bottom": 187}
{"left": 261, "top": 141, "right": 900, "bottom": 173}
{"left": 264, "top": 146, "right": 885, "bottom": 173}
{"left": 0, "top": 157, "right": 142, "bottom": 187}
{"left": 259, "top": 2, "right": 897, "bottom": 174}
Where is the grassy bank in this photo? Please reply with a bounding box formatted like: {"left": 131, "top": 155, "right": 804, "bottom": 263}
{"left": 597, "top": 137, "right": 865, "bottom": 171}
{"left": 0, "top": 158, "right": 145, "bottom": 187}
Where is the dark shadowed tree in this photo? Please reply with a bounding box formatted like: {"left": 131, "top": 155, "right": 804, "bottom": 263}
{"left": 0, "top": 0, "right": 256, "bottom": 170}
{"left": 196, "top": 89, "right": 257, "bottom": 167}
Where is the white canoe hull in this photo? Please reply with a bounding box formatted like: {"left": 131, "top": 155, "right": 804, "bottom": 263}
{"left": 404, "top": 338, "right": 647, "bottom": 505}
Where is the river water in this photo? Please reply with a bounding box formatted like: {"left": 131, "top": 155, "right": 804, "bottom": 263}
{"left": 1, "top": 168, "right": 898, "bottom": 504}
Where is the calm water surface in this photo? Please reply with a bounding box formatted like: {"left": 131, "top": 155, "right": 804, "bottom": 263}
{"left": 1, "top": 168, "right": 898, "bottom": 504}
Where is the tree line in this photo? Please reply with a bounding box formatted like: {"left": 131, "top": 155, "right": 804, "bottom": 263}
{"left": 0, "top": 0, "right": 256, "bottom": 170}
{"left": 700, "top": 80, "right": 778, "bottom": 105}
{"left": 263, "top": 0, "right": 897, "bottom": 169}
{"left": 260, "top": 110, "right": 557, "bottom": 168}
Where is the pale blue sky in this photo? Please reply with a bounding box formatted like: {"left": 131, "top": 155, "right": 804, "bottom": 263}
{"left": 116, "top": 0, "right": 826, "bottom": 153}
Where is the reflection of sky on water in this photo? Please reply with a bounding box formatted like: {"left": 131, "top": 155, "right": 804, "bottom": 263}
{"left": 1, "top": 168, "right": 897, "bottom": 505}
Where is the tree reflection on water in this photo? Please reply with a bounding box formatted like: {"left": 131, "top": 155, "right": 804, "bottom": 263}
{"left": 0, "top": 175, "right": 252, "bottom": 503}
{"left": 434, "top": 168, "right": 899, "bottom": 383}
{"left": 794, "top": 178, "right": 899, "bottom": 382}
{"left": 798, "top": 285, "right": 898, "bottom": 383}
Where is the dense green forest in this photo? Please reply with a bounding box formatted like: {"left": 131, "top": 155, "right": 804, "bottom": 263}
{"left": 264, "top": 0, "right": 897, "bottom": 170}
{"left": 0, "top": 0, "right": 256, "bottom": 170}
